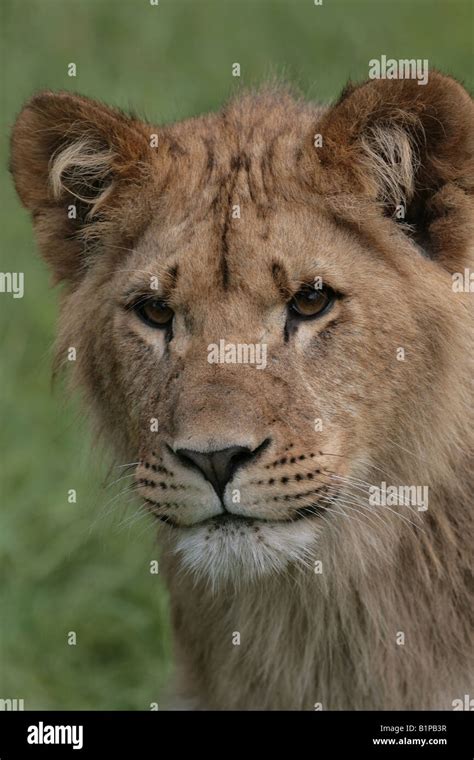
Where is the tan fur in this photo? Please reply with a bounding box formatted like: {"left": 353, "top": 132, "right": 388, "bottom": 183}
{"left": 49, "top": 138, "right": 115, "bottom": 213}
{"left": 10, "top": 73, "right": 474, "bottom": 709}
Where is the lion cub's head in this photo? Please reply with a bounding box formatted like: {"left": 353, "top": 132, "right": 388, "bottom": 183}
{"left": 11, "top": 75, "right": 473, "bottom": 586}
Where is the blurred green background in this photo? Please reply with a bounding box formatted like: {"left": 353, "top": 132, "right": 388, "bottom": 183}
{"left": 0, "top": 0, "right": 472, "bottom": 710}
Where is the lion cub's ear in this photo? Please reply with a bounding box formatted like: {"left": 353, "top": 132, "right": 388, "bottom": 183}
{"left": 10, "top": 91, "right": 156, "bottom": 283}
{"left": 316, "top": 72, "right": 474, "bottom": 271}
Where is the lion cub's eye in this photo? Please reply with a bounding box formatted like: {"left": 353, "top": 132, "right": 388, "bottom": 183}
{"left": 134, "top": 298, "right": 174, "bottom": 329}
{"left": 289, "top": 285, "right": 335, "bottom": 319}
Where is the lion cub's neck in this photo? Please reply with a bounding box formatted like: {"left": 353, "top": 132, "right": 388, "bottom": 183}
{"left": 164, "top": 487, "right": 473, "bottom": 711}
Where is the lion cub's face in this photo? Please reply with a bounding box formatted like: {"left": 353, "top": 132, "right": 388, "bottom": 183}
{"left": 116, "top": 201, "right": 417, "bottom": 581}
{"left": 11, "top": 77, "right": 473, "bottom": 584}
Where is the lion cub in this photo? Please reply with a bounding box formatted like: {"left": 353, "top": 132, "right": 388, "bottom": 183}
{"left": 11, "top": 73, "right": 474, "bottom": 709}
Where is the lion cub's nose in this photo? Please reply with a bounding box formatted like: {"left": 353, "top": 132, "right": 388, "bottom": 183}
{"left": 175, "top": 445, "right": 255, "bottom": 498}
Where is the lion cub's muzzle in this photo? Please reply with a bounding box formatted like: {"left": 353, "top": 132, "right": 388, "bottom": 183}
{"left": 135, "top": 434, "right": 339, "bottom": 529}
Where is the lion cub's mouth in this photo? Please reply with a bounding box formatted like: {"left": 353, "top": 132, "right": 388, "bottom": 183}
{"left": 154, "top": 504, "right": 326, "bottom": 530}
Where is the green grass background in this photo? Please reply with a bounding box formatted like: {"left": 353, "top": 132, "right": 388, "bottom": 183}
{"left": 0, "top": 0, "right": 472, "bottom": 710}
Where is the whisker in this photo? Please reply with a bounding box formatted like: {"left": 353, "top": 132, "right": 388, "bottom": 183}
{"left": 104, "top": 471, "right": 136, "bottom": 490}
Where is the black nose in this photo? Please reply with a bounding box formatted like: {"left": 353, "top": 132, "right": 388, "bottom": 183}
{"left": 175, "top": 445, "right": 256, "bottom": 498}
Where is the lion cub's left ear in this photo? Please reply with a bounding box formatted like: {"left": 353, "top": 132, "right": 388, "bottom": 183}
{"left": 10, "top": 91, "right": 158, "bottom": 284}
{"left": 315, "top": 71, "right": 474, "bottom": 272}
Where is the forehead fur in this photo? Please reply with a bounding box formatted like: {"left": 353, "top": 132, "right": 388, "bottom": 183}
{"left": 151, "top": 87, "right": 324, "bottom": 224}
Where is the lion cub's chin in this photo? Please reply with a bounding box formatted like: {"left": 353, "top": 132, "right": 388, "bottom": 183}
{"left": 171, "top": 516, "right": 320, "bottom": 588}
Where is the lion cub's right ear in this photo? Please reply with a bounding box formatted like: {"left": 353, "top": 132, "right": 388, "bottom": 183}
{"left": 10, "top": 91, "right": 158, "bottom": 284}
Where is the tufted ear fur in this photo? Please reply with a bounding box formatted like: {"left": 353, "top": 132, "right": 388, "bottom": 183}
{"left": 315, "top": 71, "right": 474, "bottom": 271}
{"left": 10, "top": 91, "right": 157, "bottom": 284}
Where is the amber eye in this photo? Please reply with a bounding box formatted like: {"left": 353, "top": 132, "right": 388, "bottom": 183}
{"left": 289, "top": 285, "right": 335, "bottom": 319}
{"left": 134, "top": 298, "right": 174, "bottom": 329}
